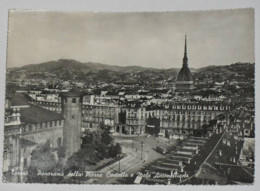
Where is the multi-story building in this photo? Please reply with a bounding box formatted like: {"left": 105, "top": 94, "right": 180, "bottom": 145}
{"left": 226, "top": 107, "right": 255, "bottom": 138}
{"left": 146, "top": 102, "right": 230, "bottom": 137}
{"left": 82, "top": 104, "right": 119, "bottom": 131}
{"left": 27, "top": 89, "right": 232, "bottom": 138}
{"left": 116, "top": 101, "right": 146, "bottom": 135}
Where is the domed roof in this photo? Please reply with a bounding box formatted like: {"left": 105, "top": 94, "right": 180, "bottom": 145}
{"left": 177, "top": 66, "right": 193, "bottom": 81}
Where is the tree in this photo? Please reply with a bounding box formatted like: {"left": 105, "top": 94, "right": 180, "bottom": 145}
{"left": 29, "top": 140, "right": 56, "bottom": 171}
{"left": 66, "top": 125, "right": 122, "bottom": 173}
{"left": 201, "top": 124, "right": 209, "bottom": 137}
{"left": 165, "top": 129, "right": 169, "bottom": 138}
{"left": 108, "top": 143, "right": 122, "bottom": 158}
{"left": 57, "top": 146, "right": 66, "bottom": 159}
{"left": 27, "top": 140, "right": 64, "bottom": 183}
{"left": 27, "top": 166, "right": 42, "bottom": 183}
{"left": 116, "top": 143, "right": 122, "bottom": 154}
{"left": 65, "top": 148, "right": 99, "bottom": 172}
{"left": 81, "top": 129, "right": 102, "bottom": 148}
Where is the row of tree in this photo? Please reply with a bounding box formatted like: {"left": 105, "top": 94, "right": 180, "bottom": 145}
{"left": 66, "top": 125, "right": 121, "bottom": 172}
{"left": 26, "top": 125, "right": 122, "bottom": 183}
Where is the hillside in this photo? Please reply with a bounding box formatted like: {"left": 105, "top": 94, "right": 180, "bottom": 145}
{"left": 11, "top": 59, "right": 161, "bottom": 73}
{"left": 7, "top": 59, "right": 179, "bottom": 84}
{"left": 7, "top": 59, "right": 254, "bottom": 88}
{"left": 194, "top": 62, "right": 254, "bottom": 82}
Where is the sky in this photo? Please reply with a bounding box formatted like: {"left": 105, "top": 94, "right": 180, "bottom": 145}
{"left": 7, "top": 8, "right": 254, "bottom": 69}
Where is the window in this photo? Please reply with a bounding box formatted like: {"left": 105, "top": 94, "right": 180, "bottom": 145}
{"left": 23, "top": 158, "right": 27, "bottom": 167}
{"left": 72, "top": 98, "right": 76, "bottom": 103}
{"left": 64, "top": 98, "right": 67, "bottom": 103}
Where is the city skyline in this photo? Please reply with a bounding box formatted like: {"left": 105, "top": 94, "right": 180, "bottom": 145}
{"left": 7, "top": 8, "right": 254, "bottom": 69}
{"left": 3, "top": 9, "right": 255, "bottom": 185}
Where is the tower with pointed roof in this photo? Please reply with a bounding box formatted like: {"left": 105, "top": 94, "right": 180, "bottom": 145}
{"left": 176, "top": 35, "right": 194, "bottom": 91}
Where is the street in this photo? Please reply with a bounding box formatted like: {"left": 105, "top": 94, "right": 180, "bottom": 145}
{"left": 93, "top": 135, "right": 164, "bottom": 184}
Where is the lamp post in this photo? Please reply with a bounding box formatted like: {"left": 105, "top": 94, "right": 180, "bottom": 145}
{"left": 117, "top": 153, "right": 122, "bottom": 173}
{"left": 132, "top": 136, "right": 134, "bottom": 149}
{"left": 141, "top": 141, "right": 144, "bottom": 160}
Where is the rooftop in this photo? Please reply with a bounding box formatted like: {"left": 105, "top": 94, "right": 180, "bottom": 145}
{"left": 60, "top": 89, "right": 85, "bottom": 97}
{"left": 20, "top": 138, "right": 37, "bottom": 148}
{"left": 20, "top": 104, "right": 63, "bottom": 124}
{"left": 9, "top": 93, "right": 30, "bottom": 106}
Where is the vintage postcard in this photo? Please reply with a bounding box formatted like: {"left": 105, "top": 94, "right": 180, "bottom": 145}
{"left": 2, "top": 9, "right": 255, "bottom": 185}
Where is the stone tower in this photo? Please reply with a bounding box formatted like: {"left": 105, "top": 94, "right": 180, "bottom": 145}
{"left": 176, "top": 35, "right": 194, "bottom": 91}
{"left": 60, "top": 90, "right": 84, "bottom": 158}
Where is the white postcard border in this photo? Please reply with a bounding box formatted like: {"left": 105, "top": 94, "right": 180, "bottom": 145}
{"left": 0, "top": 0, "right": 259, "bottom": 191}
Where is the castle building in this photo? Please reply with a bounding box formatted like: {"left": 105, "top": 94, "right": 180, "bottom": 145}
{"left": 3, "top": 90, "right": 85, "bottom": 182}
{"left": 175, "top": 35, "right": 194, "bottom": 91}
{"left": 60, "top": 90, "right": 84, "bottom": 158}
{"left": 3, "top": 93, "right": 64, "bottom": 182}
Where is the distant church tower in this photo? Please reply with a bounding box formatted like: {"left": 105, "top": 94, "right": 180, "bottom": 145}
{"left": 176, "top": 35, "right": 194, "bottom": 91}
{"left": 61, "top": 90, "right": 84, "bottom": 158}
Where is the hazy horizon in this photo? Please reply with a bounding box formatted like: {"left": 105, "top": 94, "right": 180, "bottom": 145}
{"left": 7, "top": 9, "right": 254, "bottom": 69}
{"left": 6, "top": 58, "right": 254, "bottom": 70}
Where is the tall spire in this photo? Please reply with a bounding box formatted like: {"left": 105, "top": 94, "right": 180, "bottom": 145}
{"left": 183, "top": 34, "right": 188, "bottom": 67}
{"left": 184, "top": 34, "right": 187, "bottom": 57}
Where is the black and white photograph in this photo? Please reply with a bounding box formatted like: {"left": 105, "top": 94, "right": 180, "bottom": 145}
{"left": 2, "top": 8, "right": 255, "bottom": 185}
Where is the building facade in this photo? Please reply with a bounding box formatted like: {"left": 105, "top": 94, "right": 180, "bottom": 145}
{"left": 117, "top": 102, "right": 146, "bottom": 135}
{"left": 146, "top": 102, "right": 230, "bottom": 137}
{"left": 82, "top": 104, "right": 119, "bottom": 131}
